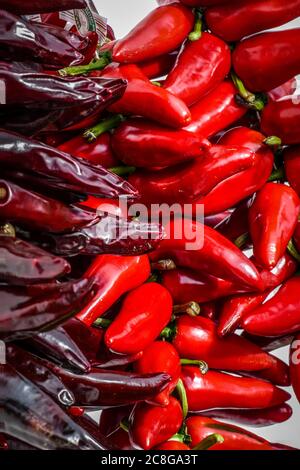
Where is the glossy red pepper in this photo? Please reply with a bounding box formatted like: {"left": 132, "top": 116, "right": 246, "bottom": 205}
{"left": 164, "top": 315, "right": 275, "bottom": 372}
{"left": 206, "top": 0, "right": 300, "bottom": 43}
{"left": 181, "top": 366, "right": 290, "bottom": 411}
{"left": 112, "top": 5, "right": 194, "bottom": 64}
{"left": 112, "top": 118, "right": 209, "bottom": 168}
{"left": 1, "top": 0, "right": 87, "bottom": 14}
{"left": 262, "top": 98, "right": 300, "bottom": 145}
{"left": 76, "top": 255, "right": 151, "bottom": 326}
{"left": 104, "top": 283, "right": 173, "bottom": 355}
{"left": 138, "top": 51, "right": 177, "bottom": 80}
{"left": 164, "top": 32, "right": 231, "bottom": 107}
{"left": 129, "top": 397, "right": 183, "bottom": 450}
{"left": 184, "top": 81, "right": 246, "bottom": 138}
{"left": 257, "top": 253, "right": 298, "bottom": 291}
{"left": 151, "top": 219, "right": 263, "bottom": 291}
{"left": 242, "top": 355, "right": 291, "bottom": 387}
{"left": 243, "top": 277, "right": 300, "bottom": 337}
{"left": 134, "top": 341, "right": 181, "bottom": 406}
{"left": 233, "top": 29, "right": 300, "bottom": 92}
{"left": 249, "top": 183, "right": 300, "bottom": 269}
{"left": 290, "top": 336, "right": 300, "bottom": 403}
{"left": 128, "top": 144, "right": 255, "bottom": 203}
{"left": 186, "top": 416, "right": 273, "bottom": 451}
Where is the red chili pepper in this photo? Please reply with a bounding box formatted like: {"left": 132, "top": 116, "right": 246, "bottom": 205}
{"left": 151, "top": 219, "right": 263, "bottom": 291}
{"left": 128, "top": 144, "right": 255, "bottom": 203}
{"left": 206, "top": 0, "right": 300, "bottom": 43}
{"left": 198, "top": 127, "right": 274, "bottom": 215}
{"left": 129, "top": 397, "right": 183, "bottom": 450}
{"left": 186, "top": 416, "right": 273, "bottom": 450}
{"left": 233, "top": 29, "right": 300, "bottom": 92}
{"left": 242, "top": 355, "right": 291, "bottom": 387}
{"left": 181, "top": 366, "right": 290, "bottom": 411}
{"left": 183, "top": 81, "right": 246, "bottom": 138}
{"left": 261, "top": 98, "right": 300, "bottom": 145}
{"left": 257, "top": 253, "right": 298, "bottom": 291}
{"left": 290, "top": 335, "right": 300, "bottom": 403}
{"left": 112, "top": 118, "right": 209, "bottom": 168}
{"left": 76, "top": 255, "right": 151, "bottom": 326}
{"left": 138, "top": 51, "right": 178, "bottom": 80}
{"left": 164, "top": 315, "right": 275, "bottom": 372}
{"left": 249, "top": 183, "right": 300, "bottom": 269}
{"left": 164, "top": 32, "right": 231, "bottom": 107}
{"left": 104, "top": 283, "right": 173, "bottom": 355}
{"left": 134, "top": 341, "right": 180, "bottom": 406}
{"left": 243, "top": 277, "right": 300, "bottom": 337}
{"left": 112, "top": 5, "right": 194, "bottom": 64}
{"left": 155, "top": 441, "right": 190, "bottom": 450}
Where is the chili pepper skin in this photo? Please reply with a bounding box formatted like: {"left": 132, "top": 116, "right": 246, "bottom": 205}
{"left": 233, "top": 29, "right": 300, "bottom": 93}
{"left": 0, "top": 130, "right": 136, "bottom": 199}
{"left": 155, "top": 441, "right": 190, "bottom": 450}
{"left": 0, "top": 180, "right": 98, "bottom": 234}
{"left": 112, "top": 5, "right": 194, "bottom": 64}
{"left": 249, "top": 183, "right": 300, "bottom": 269}
{"left": 262, "top": 98, "right": 300, "bottom": 145}
{"left": 112, "top": 119, "right": 209, "bottom": 168}
{"left": 0, "top": 278, "right": 94, "bottom": 341}
{"left": 181, "top": 367, "right": 290, "bottom": 411}
{"left": 290, "top": 335, "right": 300, "bottom": 403}
{"left": 241, "top": 355, "right": 291, "bottom": 387}
{"left": 58, "top": 133, "right": 119, "bottom": 169}
{"left": 0, "top": 236, "right": 70, "bottom": 285}
{"left": 171, "top": 316, "right": 274, "bottom": 372}
{"left": 138, "top": 51, "right": 177, "bottom": 80}
{"left": 105, "top": 283, "right": 173, "bottom": 355}
{"left": 243, "top": 277, "right": 300, "bottom": 337}
{"left": 151, "top": 220, "right": 263, "bottom": 291}
{"left": 76, "top": 255, "right": 151, "bottom": 326}
{"left": 129, "top": 397, "right": 183, "bottom": 450}
{"left": 184, "top": 81, "right": 246, "bottom": 139}
{"left": 100, "top": 64, "right": 191, "bottom": 128}
{"left": 206, "top": 1, "right": 300, "bottom": 43}
{"left": 186, "top": 416, "right": 273, "bottom": 451}
{"left": 164, "top": 33, "right": 231, "bottom": 107}
{"left": 1, "top": 0, "right": 87, "bottom": 15}
{"left": 128, "top": 145, "right": 255, "bottom": 204}
{"left": 134, "top": 341, "right": 181, "bottom": 406}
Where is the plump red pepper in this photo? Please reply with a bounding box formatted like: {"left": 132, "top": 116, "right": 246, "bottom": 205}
{"left": 290, "top": 336, "right": 300, "bottom": 403}
{"left": 243, "top": 277, "right": 300, "bottom": 337}
{"left": 1, "top": 0, "right": 87, "bottom": 14}
{"left": 206, "top": 0, "right": 300, "bottom": 43}
{"left": 183, "top": 81, "right": 246, "bottom": 138}
{"left": 164, "top": 32, "right": 231, "bottom": 107}
{"left": 261, "top": 98, "right": 300, "bottom": 145}
{"left": 151, "top": 219, "right": 263, "bottom": 291}
{"left": 186, "top": 416, "right": 273, "bottom": 450}
{"left": 138, "top": 51, "right": 177, "bottom": 80}
{"left": 181, "top": 366, "right": 290, "bottom": 411}
{"left": 129, "top": 397, "right": 183, "bottom": 450}
{"left": 134, "top": 341, "right": 181, "bottom": 406}
{"left": 112, "top": 5, "right": 194, "bottom": 64}
{"left": 163, "top": 315, "right": 275, "bottom": 372}
{"left": 104, "top": 283, "right": 173, "bottom": 355}
{"left": 233, "top": 29, "right": 300, "bottom": 92}
{"left": 112, "top": 118, "right": 209, "bottom": 168}
{"left": 198, "top": 127, "right": 274, "bottom": 215}
{"left": 128, "top": 144, "right": 255, "bottom": 203}
{"left": 249, "top": 183, "right": 300, "bottom": 269}
{"left": 76, "top": 255, "right": 151, "bottom": 326}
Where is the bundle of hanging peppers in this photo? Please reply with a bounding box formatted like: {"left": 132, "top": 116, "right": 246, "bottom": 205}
{"left": 1, "top": 0, "right": 300, "bottom": 453}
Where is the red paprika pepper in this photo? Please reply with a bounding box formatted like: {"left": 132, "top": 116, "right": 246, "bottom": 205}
{"left": 104, "top": 283, "right": 173, "bottom": 355}
{"left": 138, "top": 51, "right": 178, "bottom": 80}
{"left": 206, "top": 0, "right": 300, "bottom": 43}
{"left": 262, "top": 98, "right": 300, "bottom": 145}
{"left": 243, "top": 277, "right": 300, "bottom": 337}
{"left": 134, "top": 341, "right": 181, "bottom": 406}
{"left": 181, "top": 366, "right": 290, "bottom": 411}
{"left": 290, "top": 336, "right": 300, "bottom": 403}
{"left": 233, "top": 29, "right": 300, "bottom": 92}
{"left": 129, "top": 397, "right": 183, "bottom": 450}
{"left": 76, "top": 255, "right": 151, "bottom": 326}
{"left": 164, "top": 32, "right": 231, "bottom": 107}
{"left": 112, "top": 5, "right": 194, "bottom": 64}
{"left": 249, "top": 183, "right": 300, "bottom": 269}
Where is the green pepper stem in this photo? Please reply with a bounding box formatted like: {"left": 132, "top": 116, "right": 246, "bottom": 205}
{"left": 268, "top": 167, "right": 285, "bottom": 182}
{"left": 160, "top": 324, "right": 176, "bottom": 341}
{"left": 234, "top": 232, "right": 249, "bottom": 249}
{"left": 231, "top": 72, "right": 265, "bottom": 111}
{"left": 189, "top": 9, "right": 203, "bottom": 41}
{"left": 173, "top": 302, "right": 200, "bottom": 317}
{"left": 93, "top": 318, "right": 112, "bottom": 328}
{"left": 147, "top": 273, "right": 159, "bottom": 283}
{"left": 83, "top": 114, "right": 124, "bottom": 142}
{"left": 264, "top": 136, "right": 282, "bottom": 147}
{"left": 175, "top": 378, "right": 189, "bottom": 419}
{"left": 58, "top": 52, "right": 112, "bottom": 77}
{"left": 151, "top": 81, "right": 162, "bottom": 87}
{"left": 193, "top": 434, "right": 224, "bottom": 450}
{"left": 119, "top": 419, "right": 129, "bottom": 433}
{"left": 287, "top": 240, "right": 300, "bottom": 263}
{"left": 151, "top": 259, "right": 176, "bottom": 271}
{"left": 180, "top": 359, "right": 208, "bottom": 375}
{"left": 109, "top": 166, "right": 136, "bottom": 176}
